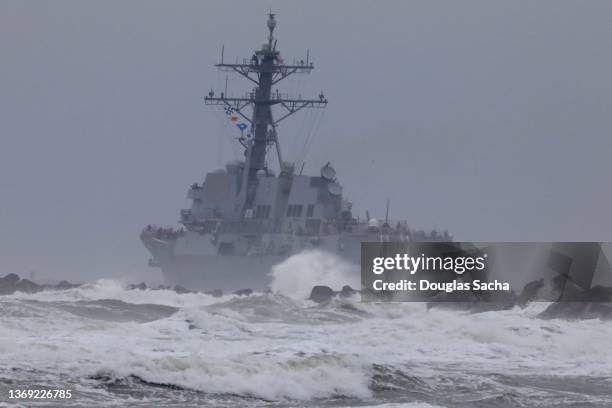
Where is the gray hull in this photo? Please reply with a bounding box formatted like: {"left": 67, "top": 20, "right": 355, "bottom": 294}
{"left": 142, "top": 230, "right": 447, "bottom": 292}
{"left": 143, "top": 229, "right": 363, "bottom": 292}
{"left": 162, "top": 254, "right": 286, "bottom": 292}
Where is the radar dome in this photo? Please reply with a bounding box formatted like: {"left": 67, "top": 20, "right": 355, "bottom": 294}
{"left": 368, "top": 218, "right": 380, "bottom": 228}
{"left": 267, "top": 15, "right": 277, "bottom": 30}
{"left": 320, "top": 164, "right": 336, "bottom": 180}
{"left": 256, "top": 169, "right": 266, "bottom": 179}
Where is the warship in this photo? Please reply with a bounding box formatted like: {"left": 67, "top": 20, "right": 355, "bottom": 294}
{"left": 141, "top": 13, "right": 450, "bottom": 291}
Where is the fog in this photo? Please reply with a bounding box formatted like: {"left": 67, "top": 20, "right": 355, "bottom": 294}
{"left": 1, "top": 0, "right": 612, "bottom": 282}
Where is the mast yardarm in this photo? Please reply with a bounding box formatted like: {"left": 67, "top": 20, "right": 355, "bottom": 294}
{"left": 204, "top": 13, "right": 327, "bottom": 214}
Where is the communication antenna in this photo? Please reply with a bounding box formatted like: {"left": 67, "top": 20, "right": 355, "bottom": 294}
{"left": 385, "top": 198, "right": 390, "bottom": 225}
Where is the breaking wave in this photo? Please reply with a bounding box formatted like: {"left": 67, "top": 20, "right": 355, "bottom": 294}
{"left": 2, "top": 274, "right": 612, "bottom": 406}
{"left": 269, "top": 250, "right": 360, "bottom": 299}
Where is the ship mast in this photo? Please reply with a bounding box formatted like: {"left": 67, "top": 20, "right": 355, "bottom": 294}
{"left": 204, "top": 13, "right": 327, "bottom": 211}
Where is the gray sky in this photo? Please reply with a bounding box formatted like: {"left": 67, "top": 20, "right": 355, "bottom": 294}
{"left": 1, "top": 1, "right": 612, "bottom": 283}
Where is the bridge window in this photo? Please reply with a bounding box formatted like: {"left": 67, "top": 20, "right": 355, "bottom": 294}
{"left": 306, "top": 204, "right": 314, "bottom": 217}
{"left": 287, "top": 204, "right": 303, "bottom": 217}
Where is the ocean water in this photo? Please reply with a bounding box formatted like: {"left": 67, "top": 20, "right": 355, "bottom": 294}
{"left": 1, "top": 252, "right": 612, "bottom": 407}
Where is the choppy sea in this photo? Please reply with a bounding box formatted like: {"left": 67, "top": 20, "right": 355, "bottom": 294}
{"left": 1, "top": 252, "right": 611, "bottom": 407}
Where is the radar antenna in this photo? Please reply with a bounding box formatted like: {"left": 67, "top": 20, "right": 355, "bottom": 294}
{"left": 204, "top": 13, "right": 328, "bottom": 183}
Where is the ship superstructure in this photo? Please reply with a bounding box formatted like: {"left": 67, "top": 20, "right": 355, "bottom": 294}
{"left": 141, "top": 14, "right": 450, "bottom": 291}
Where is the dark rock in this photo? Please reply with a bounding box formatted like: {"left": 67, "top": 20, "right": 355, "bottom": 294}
{"left": 0, "top": 274, "right": 82, "bottom": 295}
{"left": 233, "top": 289, "right": 253, "bottom": 296}
{"left": 56, "top": 280, "right": 80, "bottom": 290}
{"left": 204, "top": 289, "right": 223, "bottom": 297}
{"left": 539, "top": 302, "right": 612, "bottom": 320}
{"left": 309, "top": 285, "right": 334, "bottom": 303}
{"left": 14, "top": 278, "right": 41, "bottom": 294}
{"left": 0, "top": 281, "right": 13, "bottom": 295}
{"left": 339, "top": 285, "right": 358, "bottom": 298}
{"left": 0, "top": 273, "right": 21, "bottom": 295}
{"left": 185, "top": 319, "right": 197, "bottom": 330}
{"left": 538, "top": 285, "right": 612, "bottom": 320}
{"left": 127, "top": 282, "right": 148, "bottom": 291}
{"left": 517, "top": 279, "right": 545, "bottom": 307}
{"left": 0, "top": 275, "right": 44, "bottom": 295}
{"left": 173, "top": 285, "right": 191, "bottom": 294}
{"left": 1, "top": 273, "right": 20, "bottom": 286}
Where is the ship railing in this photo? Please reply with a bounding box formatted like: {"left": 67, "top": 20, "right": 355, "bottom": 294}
{"left": 142, "top": 225, "right": 185, "bottom": 240}
{"left": 351, "top": 219, "right": 452, "bottom": 241}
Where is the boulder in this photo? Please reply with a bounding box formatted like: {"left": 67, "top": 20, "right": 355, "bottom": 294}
{"left": 1, "top": 273, "right": 20, "bottom": 286}
{"left": 204, "top": 289, "right": 223, "bottom": 298}
{"left": 338, "top": 285, "right": 358, "bottom": 298}
{"left": 0, "top": 274, "right": 20, "bottom": 295}
{"left": 516, "top": 279, "right": 545, "bottom": 307}
{"left": 309, "top": 285, "right": 334, "bottom": 303}
{"left": 127, "top": 282, "right": 148, "bottom": 291}
{"left": 55, "top": 280, "right": 80, "bottom": 290}
{"left": 0, "top": 274, "right": 82, "bottom": 295}
{"left": 13, "top": 278, "right": 41, "bottom": 294}
{"left": 173, "top": 285, "right": 191, "bottom": 294}
{"left": 233, "top": 289, "right": 253, "bottom": 296}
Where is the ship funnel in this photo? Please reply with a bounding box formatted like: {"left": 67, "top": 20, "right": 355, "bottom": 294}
{"left": 267, "top": 14, "right": 277, "bottom": 31}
